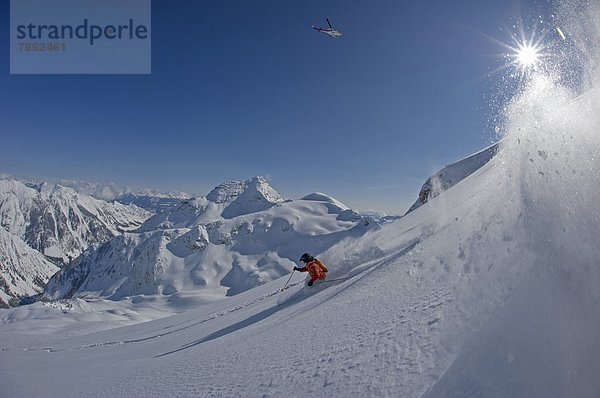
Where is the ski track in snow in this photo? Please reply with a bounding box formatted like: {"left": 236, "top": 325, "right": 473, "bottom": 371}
{"left": 129, "top": 240, "right": 451, "bottom": 398}
{"left": 18, "top": 279, "right": 305, "bottom": 353}
{"left": 18, "top": 239, "right": 421, "bottom": 356}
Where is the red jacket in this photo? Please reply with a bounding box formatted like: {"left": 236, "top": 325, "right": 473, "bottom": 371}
{"left": 297, "top": 259, "right": 328, "bottom": 282}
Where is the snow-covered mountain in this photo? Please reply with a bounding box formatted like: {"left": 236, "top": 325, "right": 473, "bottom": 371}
{"left": 0, "top": 226, "right": 59, "bottom": 308}
{"left": 137, "top": 176, "right": 284, "bottom": 231}
{"left": 406, "top": 142, "right": 500, "bottom": 214}
{"left": 43, "top": 177, "right": 375, "bottom": 301}
{"left": 0, "top": 179, "right": 151, "bottom": 264}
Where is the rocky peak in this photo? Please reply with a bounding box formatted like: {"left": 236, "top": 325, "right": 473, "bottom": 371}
{"left": 217, "top": 177, "right": 285, "bottom": 219}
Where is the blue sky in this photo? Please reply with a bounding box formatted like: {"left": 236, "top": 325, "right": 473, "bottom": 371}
{"left": 0, "top": 0, "right": 551, "bottom": 213}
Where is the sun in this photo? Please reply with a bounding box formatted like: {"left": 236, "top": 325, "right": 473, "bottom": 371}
{"left": 480, "top": 20, "right": 556, "bottom": 78}
{"left": 516, "top": 42, "right": 540, "bottom": 69}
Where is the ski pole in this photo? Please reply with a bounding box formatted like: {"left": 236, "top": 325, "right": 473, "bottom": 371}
{"left": 280, "top": 270, "right": 295, "bottom": 292}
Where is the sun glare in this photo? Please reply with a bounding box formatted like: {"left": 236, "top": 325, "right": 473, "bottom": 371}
{"left": 482, "top": 19, "right": 556, "bottom": 78}
{"left": 516, "top": 43, "right": 540, "bottom": 69}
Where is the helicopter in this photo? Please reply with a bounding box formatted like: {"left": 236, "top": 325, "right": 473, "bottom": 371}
{"left": 312, "top": 18, "right": 342, "bottom": 38}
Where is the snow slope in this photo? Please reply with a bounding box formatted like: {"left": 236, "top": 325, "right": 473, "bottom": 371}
{"left": 43, "top": 177, "right": 375, "bottom": 301}
{"left": 421, "top": 77, "right": 600, "bottom": 398}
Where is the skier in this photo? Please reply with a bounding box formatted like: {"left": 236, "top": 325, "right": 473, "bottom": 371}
{"left": 294, "top": 253, "right": 328, "bottom": 286}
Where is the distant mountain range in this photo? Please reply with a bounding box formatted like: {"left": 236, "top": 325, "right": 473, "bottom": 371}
{"left": 0, "top": 180, "right": 151, "bottom": 264}
{"left": 43, "top": 177, "right": 377, "bottom": 300}
{"left": 0, "top": 175, "right": 192, "bottom": 212}
{"left": 0, "top": 179, "right": 151, "bottom": 307}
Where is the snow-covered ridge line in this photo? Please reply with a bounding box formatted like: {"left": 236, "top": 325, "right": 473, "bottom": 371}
{"left": 406, "top": 141, "right": 500, "bottom": 214}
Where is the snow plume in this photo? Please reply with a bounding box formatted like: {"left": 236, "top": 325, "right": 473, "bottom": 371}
{"left": 426, "top": 3, "right": 600, "bottom": 396}
{"left": 554, "top": 0, "right": 600, "bottom": 91}
{"left": 499, "top": 78, "right": 600, "bottom": 289}
{"left": 495, "top": 0, "right": 600, "bottom": 307}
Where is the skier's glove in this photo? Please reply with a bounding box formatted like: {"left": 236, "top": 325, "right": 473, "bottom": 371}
{"left": 293, "top": 267, "right": 299, "bottom": 271}
{"left": 307, "top": 280, "right": 314, "bottom": 286}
